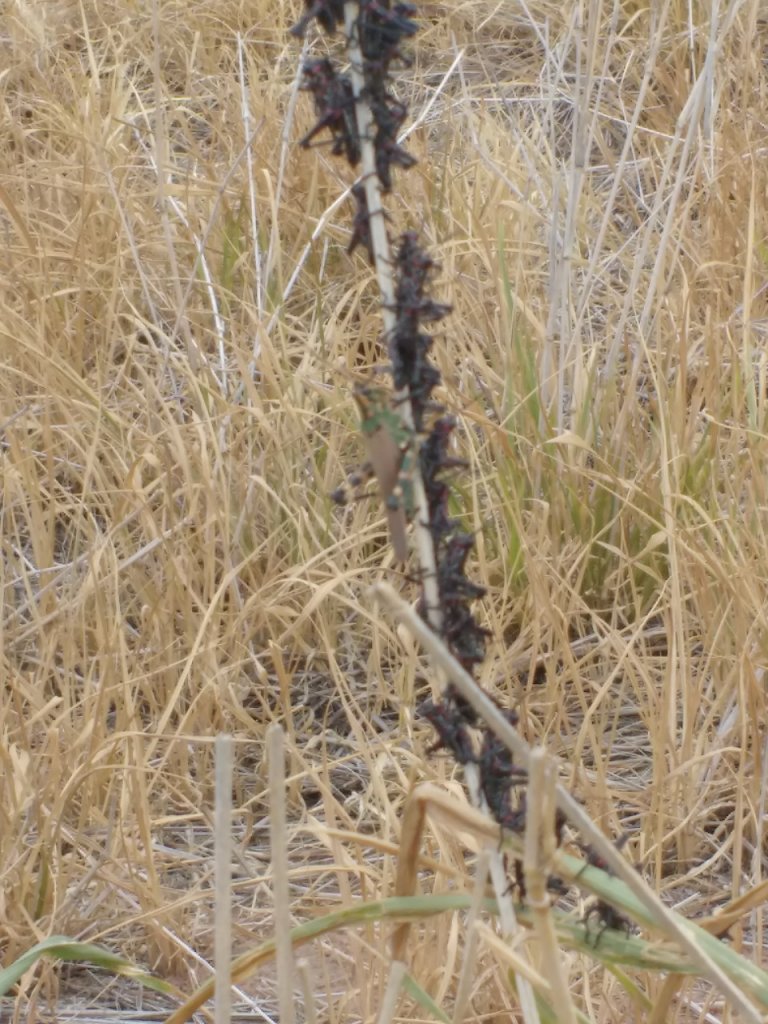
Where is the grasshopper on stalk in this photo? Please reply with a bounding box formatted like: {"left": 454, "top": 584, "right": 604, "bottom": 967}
{"left": 353, "top": 384, "right": 416, "bottom": 561}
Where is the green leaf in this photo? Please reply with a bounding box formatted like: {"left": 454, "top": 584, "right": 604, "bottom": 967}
{"left": 0, "top": 936, "right": 173, "bottom": 997}
{"left": 353, "top": 385, "right": 416, "bottom": 559}
{"left": 401, "top": 971, "right": 452, "bottom": 1023}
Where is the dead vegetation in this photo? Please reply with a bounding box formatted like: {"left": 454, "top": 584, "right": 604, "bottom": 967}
{"left": 1, "top": 0, "right": 767, "bottom": 1020}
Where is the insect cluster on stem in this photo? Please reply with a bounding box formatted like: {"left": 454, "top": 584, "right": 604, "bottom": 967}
{"left": 292, "top": 0, "right": 634, "bottom": 936}
{"left": 291, "top": 0, "right": 529, "bottom": 902}
{"left": 294, "top": 0, "right": 417, "bottom": 195}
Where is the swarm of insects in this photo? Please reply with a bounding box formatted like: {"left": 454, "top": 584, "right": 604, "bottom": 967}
{"left": 388, "top": 233, "right": 451, "bottom": 427}
{"left": 292, "top": 0, "right": 633, "bottom": 927}
{"left": 292, "top": 0, "right": 492, "bottom": 698}
{"left": 295, "top": 1, "right": 419, "bottom": 197}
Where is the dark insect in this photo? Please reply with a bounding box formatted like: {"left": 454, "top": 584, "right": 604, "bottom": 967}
{"left": 439, "top": 574, "right": 487, "bottom": 605}
{"left": 359, "top": 0, "right": 419, "bottom": 40}
{"left": 442, "top": 684, "right": 479, "bottom": 726}
{"left": 547, "top": 874, "right": 571, "bottom": 897}
{"left": 360, "top": 51, "right": 412, "bottom": 96}
{"left": 291, "top": 0, "right": 346, "bottom": 36}
{"left": 577, "top": 834, "right": 630, "bottom": 878}
{"left": 349, "top": 466, "right": 372, "bottom": 488}
{"left": 478, "top": 712, "right": 527, "bottom": 831}
{"left": 329, "top": 461, "right": 376, "bottom": 507}
{"left": 437, "top": 594, "right": 483, "bottom": 633}
{"left": 478, "top": 709, "right": 520, "bottom": 760}
{"left": 372, "top": 96, "right": 413, "bottom": 180}
{"left": 395, "top": 230, "right": 436, "bottom": 291}
{"left": 443, "top": 530, "right": 475, "bottom": 569}
{"left": 506, "top": 862, "right": 570, "bottom": 905}
{"left": 368, "top": 94, "right": 409, "bottom": 141}
{"left": 506, "top": 857, "right": 526, "bottom": 899}
{"left": 437, "top": 533, "right": 486, "bottom": 603}
{"left": 374, "top": 133, "right": 417, "bottom": 191}
{"left": 360, "top": 65, "right": 389, "bottom": 101}
{"left": 583, "top": 900, "right": 634, "bottom": 945}
{"left": 391, "top": 293, "right": 452, "bottom": 326}
{"left": 554, "top": 807, "right": 567, "bottom": 847}
{"left": 300, "top": 56, "right": 339, "bottom": 98}
{"left": 390, "top": 330, "right": 445, "bottom": 403}
{"left": 578, "top": 835, "right": 634, "bottom": 944}
{"left": 386, "top": 231, "right": 448, "bottom": 410}
{"left": 419, "top": 420, "right": 464, "bottom": 545}
{"left": 300, "top": 59, "right": 360, "bottom": 166}
{"left": 389, "top": 331, "right": 439, "bottom": 412}
{"left": 443, "top": 611, "right": 489, "bottom": 675}
{"left": 420, "top": 417, "right": 467, "bottom": 480}
{"left": 420, "top": 698, "right": 476, "bottom": 766}
{"left": 389, "top": 321, "right": 433, "bottom": 359}
{"left": 422, "top": 482, "right": 456, "bottom": 547}
{"left": 347, "top": 182, "right": 390, "bottom": 263}
{"left": 393, "top": 247, "right": 449, "bottom": 314}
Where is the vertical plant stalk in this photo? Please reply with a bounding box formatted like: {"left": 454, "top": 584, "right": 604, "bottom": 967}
{"left": 342, "top": 2, "right": 441, "bottom": 628}
{"left": 292, "top": 6, "right": 541, "bottom": 1020}
{"left": 214, "top": 735, "right": 233, "bottom": 1024}
{"left": 523, "top": 750, "right": 576, "bottom": 1024}
{"left": 268, "top": 724, "right": 296, "bottom": 1024}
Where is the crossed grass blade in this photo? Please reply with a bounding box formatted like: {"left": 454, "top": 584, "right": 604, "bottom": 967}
{"left": 161, "top": 888, "right": 742, "bottom": 1024}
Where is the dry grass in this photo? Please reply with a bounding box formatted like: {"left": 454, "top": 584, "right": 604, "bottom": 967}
{"left": 1, "top": 0, "right": 767, "bottom": 1020}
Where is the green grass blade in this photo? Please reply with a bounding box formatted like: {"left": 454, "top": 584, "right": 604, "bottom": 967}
{"left": 0, "top": 936, "right": 173, "bottom": 997}
{"left": 401, "top": 971, "right": 451, "bottom": 1024}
